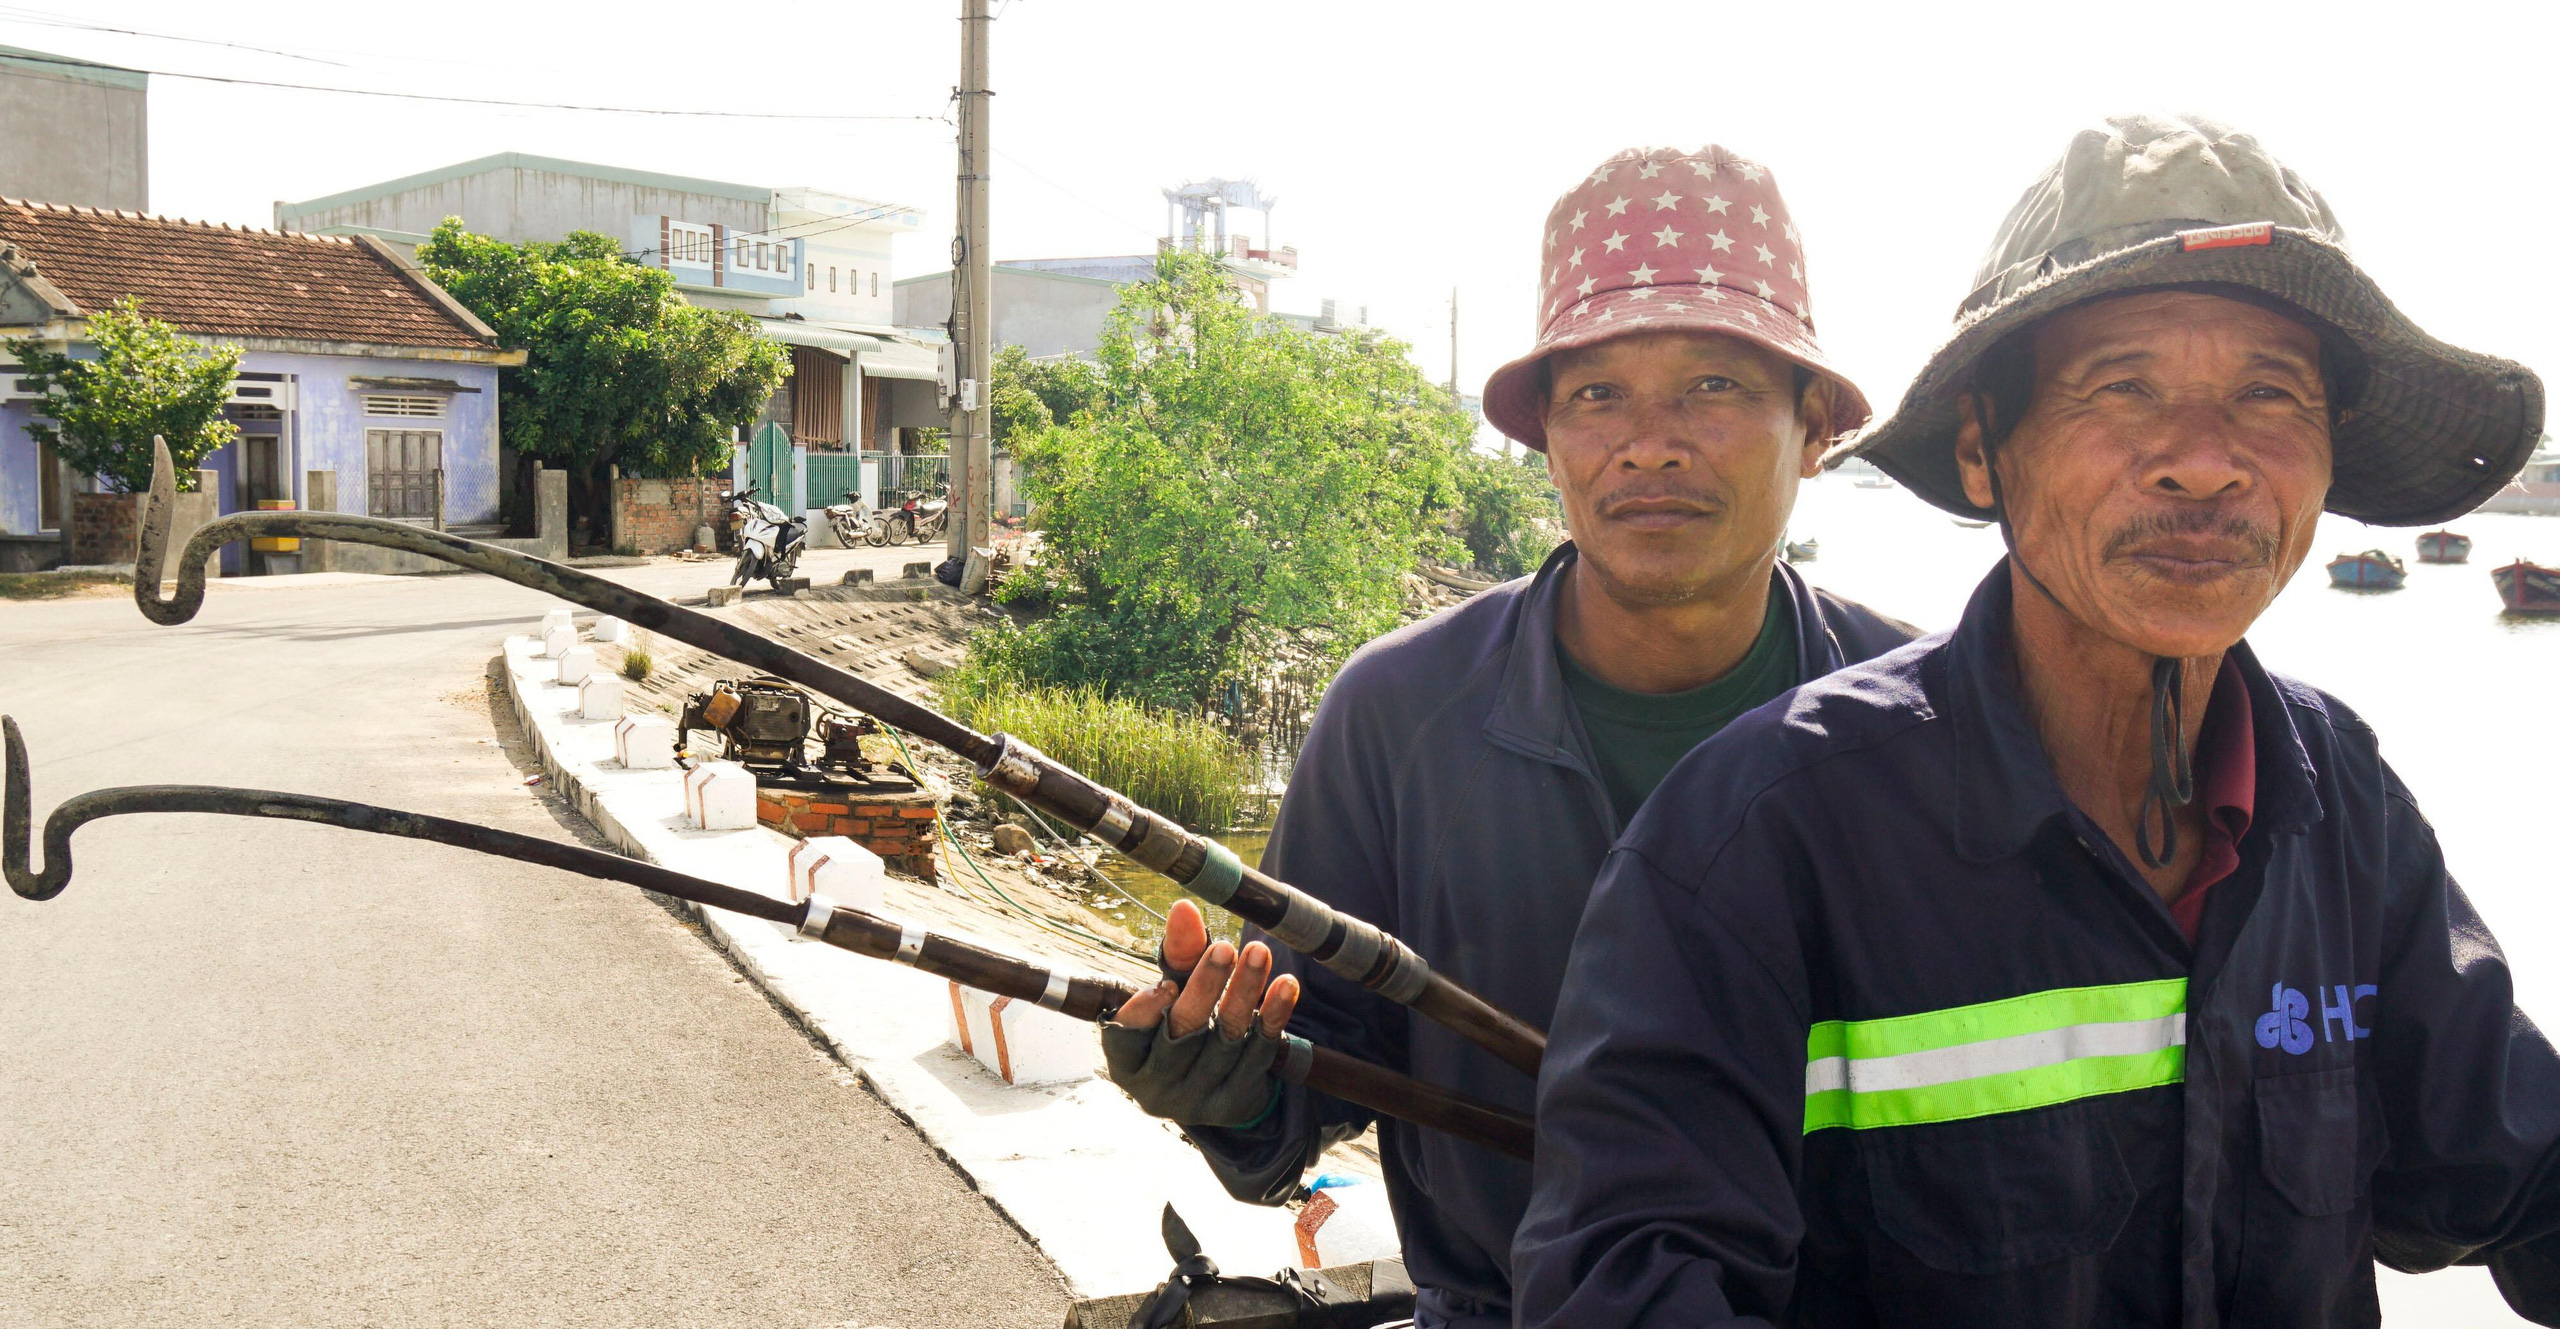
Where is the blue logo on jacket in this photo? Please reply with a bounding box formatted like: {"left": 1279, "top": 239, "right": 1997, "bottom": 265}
{"left": 2257, "top": 982, "right": 2377, "bottom": 1054}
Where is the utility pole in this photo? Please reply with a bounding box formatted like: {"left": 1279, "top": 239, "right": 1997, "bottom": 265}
{"left": 947, "top": 0, "right": 995, "bottom": 563}
{"left": 1447, "top": 286, "right": 1459, "bottom": 402}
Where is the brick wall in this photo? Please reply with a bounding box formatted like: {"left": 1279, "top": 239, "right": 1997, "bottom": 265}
{"left": 69, "top": 492, "right": 139, "bottom": 565}
{"left": 756, "top": 785, "right": 944, "bottom": 881}
{"left": 612, "top": 477, "right": 727, "bottom": 555}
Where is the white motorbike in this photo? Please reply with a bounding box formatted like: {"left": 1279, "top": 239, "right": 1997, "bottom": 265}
{"left": 727, "top": 486, "right": 807, "bottom": 591}
{"left": 824, "top": 489, "right": 889, "bottom": 548}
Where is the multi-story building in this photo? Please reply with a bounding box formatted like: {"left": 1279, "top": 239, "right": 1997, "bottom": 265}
{"left": 275, "top": 154, "right": 945, "bottom": 519}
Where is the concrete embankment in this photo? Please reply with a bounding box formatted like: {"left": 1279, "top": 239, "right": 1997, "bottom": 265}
{"left": 499, "top": 623, "right": 1388, "bottom": 1296}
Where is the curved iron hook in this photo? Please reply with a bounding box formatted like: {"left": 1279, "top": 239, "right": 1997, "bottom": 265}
{"left": 129, "top": 441, "right": 1546, "bottom": 1079}
{"left": 0, "top": 714, "right": 1533, "bottom": 1157}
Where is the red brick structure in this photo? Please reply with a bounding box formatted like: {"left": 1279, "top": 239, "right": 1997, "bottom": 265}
{"left": 611, "top": 476, "right": 726, "bottom": 554}
{"left": 69, "top": 491, "right": 138, "bottom": 564}
{"left": 756, "top": 783, "right": 945, "bottom": 881}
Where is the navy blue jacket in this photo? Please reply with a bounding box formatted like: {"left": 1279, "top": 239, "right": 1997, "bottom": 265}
{"left": 1187, "top": 545, "right": 1916, "bottom": 1329}
{"left": 1515, "top": 563, "right": 2560, "bottom": 1327}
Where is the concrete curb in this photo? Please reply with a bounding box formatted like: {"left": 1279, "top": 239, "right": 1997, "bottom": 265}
{"left": 497, "top": 632, "right": 1347, "bottom": 1295}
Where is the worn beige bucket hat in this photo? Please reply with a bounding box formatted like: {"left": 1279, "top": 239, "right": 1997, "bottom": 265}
{"left": 1828, "top": 113, "right": 2544, "bottom": 526}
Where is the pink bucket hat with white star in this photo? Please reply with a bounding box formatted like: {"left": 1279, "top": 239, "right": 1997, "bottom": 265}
{"left": 1482, "top": 144, "right": 1870, "bottom": 450}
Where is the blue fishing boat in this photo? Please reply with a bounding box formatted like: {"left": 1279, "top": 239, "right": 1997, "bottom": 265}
{"left": 1783, "top": 538, "right": 1819, "bottom": 563}
{"left": 2327, "top": 549, "right": 2406, "bottom": 590}
{"left": 2416, "top": 530, "right": 2472, "bottom": 564}
{"left": 2494, "top": 560, "right": 2560, "bottom": 613}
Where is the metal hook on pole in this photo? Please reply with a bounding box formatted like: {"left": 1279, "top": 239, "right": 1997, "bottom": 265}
{"left": 0, "top": 716, "right": 1532, "bottom": 1159}
{"left": 127, "top": 442, "right": 1546, "bottom": 1079}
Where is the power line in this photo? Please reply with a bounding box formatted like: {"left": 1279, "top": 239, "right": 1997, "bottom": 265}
{"left": 0, "top": 49, "right": 948, "bottom": 122}
{"left": 0, "top": 4, "right": 349, "bottom": 66}
{"left": 993, "top": 148, "right": 1160, "bottom": 242}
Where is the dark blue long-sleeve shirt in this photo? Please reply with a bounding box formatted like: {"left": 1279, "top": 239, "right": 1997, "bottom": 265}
{"left": 1516, "top": 562, "right": 2560, "bottom": 1327}
{"left": 1183, "top": 545, "right": 1914, "bottom": 1328}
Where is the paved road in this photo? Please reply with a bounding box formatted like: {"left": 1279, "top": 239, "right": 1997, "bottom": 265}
{"left": 0, "top": 550, "right": 1067, "bottom": 1328}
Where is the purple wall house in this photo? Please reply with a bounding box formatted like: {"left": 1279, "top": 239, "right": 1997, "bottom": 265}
{"left": 0, "top": 198, "right": 522, "bottom": 572}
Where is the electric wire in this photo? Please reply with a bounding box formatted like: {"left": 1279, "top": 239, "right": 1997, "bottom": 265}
{"left": 880, "top": 725, "right": 1151, "bottom": 963}
{"left": 999, "top": 788, "right": 1168, "bottom": 923}
{"left": 0, "top": 49, "right": 948, "bottom": 121}
{"left": 0, "top": 5, "right": 348, "bottom": 65}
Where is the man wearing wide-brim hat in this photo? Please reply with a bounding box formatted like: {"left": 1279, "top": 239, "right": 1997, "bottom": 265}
{"left": 1098, "top": 144, "right": 1915, "bottom": 1328}
{"left": 1518, "top": 113, "right": 2560, "bottom": 1327}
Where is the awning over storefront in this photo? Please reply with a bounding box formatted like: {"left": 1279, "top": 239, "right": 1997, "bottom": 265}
{"left": 856, "top": 337, "right": 939, "bottom": 382}
{"left": 748, "top": 318, "right": 879, "bottom": 356}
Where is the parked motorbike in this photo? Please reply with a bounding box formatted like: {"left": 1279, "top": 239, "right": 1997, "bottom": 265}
{"left": 727, "top": 485, "right": 807, "bottom": 591}
{"left": 888, "top": 486, "right": 951, "bottom": 546}
{"left": 824, "top": 489, "right": 888, "bottom": 548}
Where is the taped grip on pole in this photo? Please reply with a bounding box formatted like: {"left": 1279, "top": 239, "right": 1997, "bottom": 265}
{"left": 975, "top": 734, "right": 1480, "bottom": 1047}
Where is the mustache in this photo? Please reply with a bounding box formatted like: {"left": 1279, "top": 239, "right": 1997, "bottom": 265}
{"left": 1593, "top": 483, "right": 1726, "bottom": 518}
{"left": 2099, "top": 508, "right": 2282, "bottom": 564}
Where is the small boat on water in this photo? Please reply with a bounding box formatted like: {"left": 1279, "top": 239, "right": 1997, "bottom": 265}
{"left": 2327, "top": 550, "right": 2406, "bottom": 590}
{"left": 2494, "top": 559, "right": 2560, "bottom": 613}
{"left": 1951, "top": 518, "right": 1991, "bottom": 529}
{"left": 1854, "top": 475, "right": 1896, "bottom": 490}
{"left": 1783, "top": 538, "right": 1819, "bottom": 563}
{"left": 2416, "top": 531, "right": 2473, "bottom": 564}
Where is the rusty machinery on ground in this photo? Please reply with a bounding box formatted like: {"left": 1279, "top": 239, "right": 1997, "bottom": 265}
{"left": 675, "top": 677, "right": 921, "bottom": 794}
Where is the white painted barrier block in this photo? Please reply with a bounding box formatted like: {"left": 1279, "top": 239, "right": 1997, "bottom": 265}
{"left": 947, "top": 982, "right": 1092, "bottom": 1087}
{"left": 542, "top": 624, "right": 577, "bottom": 658}
{"left": 593, "top": 616, "right": 630, "bottom": 644}
{"left": 1293, "top": 1176, "right": 1402, "bottom": 1268}
{"left": 556, "top": 645, "right": 596, "bottom": 685}
{"left": 578, "top": 672, "right": 623, "bottom": 720}
{"left": 787, "top": 835, "right": 884, "bottom": 913}
{"left": 682, "top": 760, "right": 757, "bottom": 830}
{"left": 614, "top": 714, "right": 675, "bottom": 769}
{"left": 539, "top": 608, "right": 573, "bottom": 639}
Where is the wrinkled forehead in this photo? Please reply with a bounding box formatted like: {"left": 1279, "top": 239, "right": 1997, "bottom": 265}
{"left": 2027, "top": 288, "right": 2327, "bottom": 382}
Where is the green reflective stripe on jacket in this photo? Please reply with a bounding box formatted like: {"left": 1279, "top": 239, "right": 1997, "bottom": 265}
{"left": 1804, "top": 979, "right": 2187, "bottom": 1131}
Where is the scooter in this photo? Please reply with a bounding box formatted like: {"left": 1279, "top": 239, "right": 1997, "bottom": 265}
{"left": 888, "top": 486, "right": 951, "bottom": 546}
{"left": 824, "top": 489, "right": 888, "bottom": 548}
{"left": 910, "top": 486, "right": 951, "bottom": 544}
{"left": 727, "top": 485, "right": 807, "bottom": 591}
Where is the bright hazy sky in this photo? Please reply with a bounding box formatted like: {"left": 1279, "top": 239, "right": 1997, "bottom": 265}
{"left": 35, "top": 1, "right": 2559, "bottom": 423}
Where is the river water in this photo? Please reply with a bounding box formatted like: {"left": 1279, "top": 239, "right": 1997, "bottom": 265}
{"left": 1095, "top": 476, "right": 2558, "bottom": 1322}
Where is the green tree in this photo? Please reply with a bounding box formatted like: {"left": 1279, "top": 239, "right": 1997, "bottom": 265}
{"left": 1447, "top": 445, "right": 1561, "bottom": 577}
{"left": 987, "top": 250, "right": 1469, "bottom": 710}
{"left": 417, "top": 219, "right": 790, "bottom": 529}
{"left": 9, "top": 296, "right": 239, "bottom": 493}
{"left": 989, "top": 342, "right": 1103, "bottom": 450}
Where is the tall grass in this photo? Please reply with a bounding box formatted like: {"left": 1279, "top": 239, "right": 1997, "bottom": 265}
{"left": 941, "top": 663, "right": 1258, "bottom": 830}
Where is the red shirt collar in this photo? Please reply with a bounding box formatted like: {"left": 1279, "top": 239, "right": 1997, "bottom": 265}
{"left": 2170, "top": 655, "right": 2256, "bottom": 943}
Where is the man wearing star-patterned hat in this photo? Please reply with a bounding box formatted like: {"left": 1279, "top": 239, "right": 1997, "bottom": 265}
{"left": 1098, "top": 145, "right": 1915, "bottom": 1329}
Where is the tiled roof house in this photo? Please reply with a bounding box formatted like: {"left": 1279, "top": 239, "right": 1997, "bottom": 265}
{"left": 0, "top": 201, "right": 526, "bottom": 572}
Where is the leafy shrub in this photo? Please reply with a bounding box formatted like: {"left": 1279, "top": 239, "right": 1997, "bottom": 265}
{"left": 1449, "top": 446, "right": 1562, "bottom": 578}
{"left": 8, "top": 297, "right": 239, "bottom": 494}
{"left": 995, "top": 249, "right": 1470, "bottom": 711}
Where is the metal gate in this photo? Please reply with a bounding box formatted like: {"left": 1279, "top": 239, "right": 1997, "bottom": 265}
{"left": 747, "top": 422, "right": 794, "bottom": 512}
